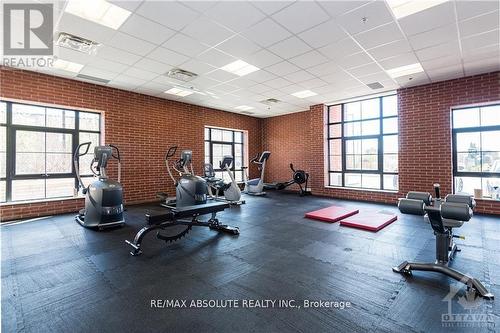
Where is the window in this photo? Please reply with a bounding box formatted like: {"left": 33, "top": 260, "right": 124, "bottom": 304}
{"left": 327, "top": 94, "right": 398, "bottom": 191}
{"left": 204, "top": 127, "right": 244, "bottom": 182}
{"left": 0, "top": 100, "right": 101, "bottom": 202}
{"left": 452, "top": 104, "right": 500, "bottom": 198}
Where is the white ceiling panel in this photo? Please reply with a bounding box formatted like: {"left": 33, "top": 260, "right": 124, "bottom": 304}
{"left": 379, "top": 52, "right": 420, "bottom": 70}
{"left": 337, "top": 1, "right": 394, "bottom": 35}
{"left": 196, "top": 48, "right": 237, "bottom": 68}
{"left": 354, "top": 22, "right": 405, "bottom": 50}
{"left": 107, "top": 32, "right": 157, "bottom": 56}
{"left": 265, "top": 61, "right": 302, "bottom": 76}
{"left": 86, "top": 58, "right": 129, "bottom": 74}
{"left": 136, "top": 1, "right": 199, "bottom": 31}
{"left": 56, "top": 14, "right": 117, "bottom": 44}
{"left": 244, "top": 70, "right": 278, "bottom": 84}
{"left": 215, "top": 35, "right": 261, "bottom": 59}
{"left": 190, "top": 76, "right": 221, "bottom": 88}
{"left": 146, "top": 47, "right": 189, "bottom": 66}
{"left": 288, "top": 50, "right": 329, "bottom": 69}
{"left": 456, "top": 0, "right": 500, "bottom": 21}
{"left": 162, "top": 33, "right": 208, "bottom": 58}
{"left": 415, "top": 41, "right": 461, "bottom": 62}
{"left": 367, "top": 39, "right": 412, "bottom": 61}
{"left": 179, "top": 60, "right": 217, "bottom": 76}
{"left": 267, "top": 36, "right": 312, "bottom": 59}
{"left": 271, "top": 1, "right": 330, "bottom": 34}
{"left": 242, "top": 49, "right": 282, "bottom": 69}
{"left": 251, "top": 1, "right": 293, "bottom": 15}
{"left": 459, "top": 11, "right": 500, "bottom": 38}
{"left": 109, "top": 1, "right": 143, "bottom": 12}
{"left": 461, "top": 29, "right": 500, "bottom": 51}
{"left": 398, "top": 1, "right": 455, "bottom": 36}
{"left": 121, "top": 67, "right": 158, "bottom": 81}
{"left": 182, "top": 1, "right": 218, "bottom": 13}
{"left": 346, "top": 62, "right": 381, "bottom": 78}
{"left": 96, "top": 45, "right": 143, "bottom": 66}
{"left": 181, "top": 17, "right": 234, "bottom": 47}
{"left": 264, "top": 77, "right": 293, "bottom": 89}
{"left": 298, "top": 19, "right": 348, "bottom": 49}
{"left": 242, "top": 18, "right": 292, "bottom": 48}
{"left": 119, "top": 14, "right": 175, "bottom": 45}
{"left": 133, "top": 58, "right": 172, "bottom": 74}
{"left": 463, "top": 56, "right": 500, "bottom": 76}
{"left": 306, "top": 61, "right": 343, "bottom": 76}
{"left": 298, "top": 78, "right": 329, "bottom": 89}
{"left": 421, "top": 54, "right": 463, "bottom": 71}
{"left": 205, "top": 1, "right": 266, "bottom": 32}
{"left": 79, "top": 66, "right": 119, "bottom": 81}
{"left": 283, "top": 70, "right": 316, "bottom": 84}
{"left": 318, "top": 38, "right": 364, "bottom": 60}
{"left": 408, "top": 24, "right": 457, "bottom": 50}
{"left": 318, "top": 1, "right": 371, "bottom": 18}
{"left": 336, "top": 52, "right": 373, "bottom": 69}
{"left": 205, "top": 69, "right": 239, "bottom": 83}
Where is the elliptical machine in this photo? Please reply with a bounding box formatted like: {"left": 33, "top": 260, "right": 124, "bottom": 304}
{"left": 264, "top": 163, "right": 311, "bottom": 196}
{"left": 74, "top": 142, "right": 124, "bottom": 230}
{"left": 203, "top": 156, "right": 245, "bottom": 205}
{"left": 242, "top": 151, "right": 271, "bottom": 196}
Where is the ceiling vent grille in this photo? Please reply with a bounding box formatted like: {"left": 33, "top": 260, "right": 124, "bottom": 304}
{"left": 259, "top": 98, "right": 281, "bottom": 105}
{"left": 76, "top": 74, "right": 110, "bottom": 84}
{"left": 240, "top": 111, "right": 255, "bottom": 115}
{"left": 56, "top": 32, "right": 100, "bottom": 54}
{"left": 366, "top": 82, "right": 384, "bottom": 90}
{"left": 165, "top": 68, "right": 198, "bottom": 82}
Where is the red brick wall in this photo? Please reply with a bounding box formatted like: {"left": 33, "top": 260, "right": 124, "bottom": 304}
{"left": 0, "top": 67, "right": 262, "bottom": 221}
{"left": 263, "top": 72, "right": 500, "bottom": 214}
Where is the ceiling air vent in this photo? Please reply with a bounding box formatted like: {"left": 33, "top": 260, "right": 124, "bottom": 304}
{"left": 366, "top": 82, "right": 384, "bottom": 90}
{"left": 241, "top": 111, "right": 255, "bottom": 115}
{"left": 165, "top": 68, "right": 198, "bottom": 82}
{"left": 56, "top": 32, "right": 100, "bottom": 54}
{"left": 76, "top": 74, "right": 110, "bottom": 84}
{"left": 259, "top": 98, "right": 281, "bottom": 106}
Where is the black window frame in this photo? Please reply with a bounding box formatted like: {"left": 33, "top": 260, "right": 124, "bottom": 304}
{"left": 0, "top": 100, "right": 101, "bottom": 203}
{"left": 452, "top": 103, "right": 500, "bottom": 196}
{"left": 327, "top": 94, "right": 399, "bottom": 191}
{"left": 204, "top": 126, "right": 244, "bottom": 181}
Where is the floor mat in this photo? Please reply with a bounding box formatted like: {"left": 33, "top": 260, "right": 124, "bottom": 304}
{"left": 305, "top": 206, "right": 359, "bottom": 223}
{"left": 340, "top": 212, "right": 397, "bottom": 232}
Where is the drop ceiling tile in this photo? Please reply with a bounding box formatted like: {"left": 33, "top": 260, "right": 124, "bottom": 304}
{"left": 179, "top": 60, "right": 217, "bottom": 76}
{"left": 379, "top": 52, "right": 420, "bottom": 70}
{"left": 408, "top": 24, "right": 457, "bottom": 50}
{"left": 228, "top": 78, "right": 258, "bottom": 89}
{"left": 244, "top": 70, "right": 278, "bottom": 84}
{"left": 421, "top": 55, "right": 462, "bottom": 71}
{"left": 357, "top": 71, "right": 393, "bottom": 85}
{"left": 53, "top": 46, "right": 92, "bottom": 65}
{"left": 247, "top": 83, "right": 273, "bottom": 94}
{"left": 346, "top": 62, "right": 381, "bottom": 78}
{"left": 415, "top": 41, "right": 461, "bottom": 61}
{"left": 461, "top": 29, "right": 500, "bottom": 51}
{"left": 394, "top": 72, "right": 430, "bottom": 87}
{"left": 463, "top": 56, "right": 500, "bottom": 76}
{"left": 264, "top": 77, "right": 293, "bottom": 89}
{"left": 298, "top": 19, "right": 348, "bottom": 49}
{"left": 86, "top": 58, "right": 129, "bottom": 74}
{"left": 96, "top": 45, "right": 142, "bottom": 66}
{"left": 398, "top": 1, "right": 454, "bottom": 36}
{"left": 306, "top": 61, "right": 343, "bottom": 76}
{"left": 298, "top": 77, "right": 329, "bottom": 89}
{"left": 215, "top": 35, "right": 261, "bottom": 59}
{"left": 182, "top": 1, "right": 218, "bottom": 13}
{"left": 109, "top": 1, "right": 142, "bottom": 12}
{"left": 210, "top": 83, "right": 240, "bottom": 94}
{"left": 133, "top": 58, "right": 173, "bottom": 74}
{"left": 336, "top": 52, "right": 373, "bottom": 69}
{"left": 121, "top": 67, "right": 158, "bottom": 81}
{"left": 136, "top": 1, "right": 199, "bottom": 31}
{"left": 337, "top": 1, "right": 394, "bottom": 35}
{"left": 271, "top": 1, "right": 330, "bottom": 34}
{"left": 242, "top": 18, "right": 292, "bottom": 48}
{"left": 456, "top": 0, "right": 499, "bottom": 21}
{"left": 162, "top": 33, "right": 208, "bottom": 57}
{"left": 268, "top": 36, "right": 313, "bottom": 59}
{"left": 288, "top": 50, "right": 329, "bottom": 69}
{"left": 139, "top": 80, "right": 172, "bottom": 91}
{"left": 79, "top": 66, "right": 119, "bottom": 81}
{"left": 265, "top": 61, "right": 302, "bottom": 76}
{"left": 196, "top": 48, "right": 237, "bottom": 68}
{"left": 318, "top": 0, "right": 371, "bottom": 18}
{"left": 367, "top": 39, "right": 412, "bottom": 61}
{"left": 205, "top": 69, "right": 239, "bottom": 82}
{"left": 56, "top": 13, "right": 116, "bottom": 44}
{"left": 283, "top": 70, "right": 316, "bottom": 83}
{"left": 119, "top": 14, "right": 176, "bottom": 45}
{"left": 110, "top": 74, "right": 148, "bottom": 88}
{"left": 242, "top": 49, "right": 282, "bottom": 69}
{"left": 251, "top": 1, "right": 293, "bottom": 15}
{"left": 181, "top": 17, "right": 234, "bottom": 47}
{"left": 462, "top": 44, "right": 500, "bottom": 62}
{"left": 320, "top": 70, "right": 357, "bottom": 84}
{"left": 318, "top": 38, "right": 363, "bottom": 60}
{"left": 107, "top": 32, "right": 157, "bottom": 56}
{"left": 190, "top": 76, "right": 221, "bottom": 88}
{"left": 426, "top": 64, "right": 464, "bottom": 82}
{"left": 147, "top": 47, "right": 190, "bottom": 66}
{"left": 205, "top": 1, "right": 266, "bottom": 32}
{"left": 459, "top": 11, "right": 500, "bottom": 38}
{"left": 354, "top": 22, "right": 405, "bottom": 50}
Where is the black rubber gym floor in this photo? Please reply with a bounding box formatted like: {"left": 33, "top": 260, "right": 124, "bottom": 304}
{"left": 2, "top": 192, "right": 499, "bottom": 332}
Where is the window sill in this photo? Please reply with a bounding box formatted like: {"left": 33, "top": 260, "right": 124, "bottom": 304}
{"left": 324, "top": 186, "right": 398, "bottom": 194}
{"left": 474, "top": 197, "right": 500, "bottom": 202}
{"left": 0, "top": 196, "right": 83, "bottom": 207}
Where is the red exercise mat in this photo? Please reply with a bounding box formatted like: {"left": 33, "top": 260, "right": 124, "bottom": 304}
{"left": 305, "top": 206, "right": 359, "bottom": 223}
{"left": 340, "top": 212, "right": 397, "bottom": 232}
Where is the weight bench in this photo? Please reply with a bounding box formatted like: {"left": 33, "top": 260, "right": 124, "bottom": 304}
{"left": 394, "top": 190, "right": 494, "bottom": 300}
{"left": 125, "top": 201, "right": 239, "bottom": 256}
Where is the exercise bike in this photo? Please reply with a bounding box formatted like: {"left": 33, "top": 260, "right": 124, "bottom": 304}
{"left": 126, "top": 146, "right": 239, "bottom": 256}
{"left": 264, "top": 163, "right": 311, "bottom": 196}
{"left": 242, "top": 151, "right": 271, "bottom": 196}
{"left": 203, "top": 156, "right": 245, "bottom": 205}
{"left": 74, "top": 142, "right": 125, "bottom": 230}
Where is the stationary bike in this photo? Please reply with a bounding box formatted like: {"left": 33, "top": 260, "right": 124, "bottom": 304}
{"left": 242, "top": 151, "right": 271, "bottom": 196}
{"left": 74, "top": 142, "right": 124, "bottom": 230}
{"left": 203, "top": 156, "right": 245, "bottom": 205}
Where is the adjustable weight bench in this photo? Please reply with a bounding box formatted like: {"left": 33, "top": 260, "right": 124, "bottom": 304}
{"left": 125, "top": 201, "right": 239, "bottom": 256}
{"left": 394, "top": 187, "right": 494, "bottom": 300}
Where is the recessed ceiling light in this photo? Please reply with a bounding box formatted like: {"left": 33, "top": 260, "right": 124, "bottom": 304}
{"left": 164, "top": 87, "right": 193, "bottom": 97}
{"left": 235, "top": 105, "right": 254, "bottom": 111}
{"left": 386, "top": 63, "right": 424, "bottom": 78}
{"left": 53, "top": 59, "right": 84, "bottom": 73}
{"left": 220, "top": 60, "right": 259, "bottom": 76}
{"left": 386, "top": 0, "right": 449, "bottom": 19}
{"left": 291, "top": 90, "right": 318, "bottom": 98}
{"left": 65, "top": 0, "right": 131, "bottom": 30}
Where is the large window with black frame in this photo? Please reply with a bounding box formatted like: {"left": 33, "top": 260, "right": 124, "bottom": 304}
{"left": 327, "top": 94, "right": 398, "bottom": 191}
{"left": 204, "top": 127, "right": 244, "bottom": 183}
{"left": 452, "top": 103, "right": 500, "bottom": 199}
{"left": 0, "top": 100, "right": 101, "bottom": 203}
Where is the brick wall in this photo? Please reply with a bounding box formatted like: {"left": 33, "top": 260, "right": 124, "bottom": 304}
{"left": 0, "top": 67, "right": 262, "bottom": 221}
{"left": 262, "top": 72, "right": 500, "bottom": 214}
